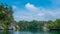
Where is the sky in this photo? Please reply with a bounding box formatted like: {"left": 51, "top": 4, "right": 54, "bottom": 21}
{"left": 0, "top": 0, "right": 60, "bottom": 21}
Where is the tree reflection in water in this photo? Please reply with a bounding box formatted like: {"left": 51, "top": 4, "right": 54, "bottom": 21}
{"left": 0, "top": 30, "right": 60, "bottom": 34}
{"left": 0, "top": 30, "right": 13, "bottom": 34}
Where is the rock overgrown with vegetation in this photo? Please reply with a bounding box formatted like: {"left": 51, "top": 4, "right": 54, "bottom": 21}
{"left": 0, "top": 3, "right": 19, "bottom": 30}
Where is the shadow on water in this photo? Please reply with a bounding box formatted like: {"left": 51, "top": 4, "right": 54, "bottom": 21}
{"left": 48, "top": 30, "right": 60, "bottom": 34}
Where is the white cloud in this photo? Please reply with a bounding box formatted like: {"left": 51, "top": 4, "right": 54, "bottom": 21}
{"left": 13, "top": 3, "right": 60, "bottom": 21}
{"left": 37, "top": 13, "right": 44, "bottom": 16}
{"left": 12, "top": 5, "right": 17, "bottom": 9}
{"left": 25, "top": 3, "right": 39, "bottom": 12}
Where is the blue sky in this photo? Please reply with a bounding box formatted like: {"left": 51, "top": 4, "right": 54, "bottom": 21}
{"left": 0, "top": 0, "right": 60, "bottom": 21}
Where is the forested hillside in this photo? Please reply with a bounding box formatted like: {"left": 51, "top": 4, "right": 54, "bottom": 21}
{"left": 18, "top": 19, "right": 60, "bottom": 31}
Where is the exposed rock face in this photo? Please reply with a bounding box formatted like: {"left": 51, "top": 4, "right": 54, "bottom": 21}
{"left": 0, "top": 26, "right": 4, "bottom": 30}
{"left": 8, "top": 23, "right": 16, "bottom": 30}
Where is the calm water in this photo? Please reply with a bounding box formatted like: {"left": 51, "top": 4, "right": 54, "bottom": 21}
{"left": 0, "top": 30, "right": 60, "bottom": 34}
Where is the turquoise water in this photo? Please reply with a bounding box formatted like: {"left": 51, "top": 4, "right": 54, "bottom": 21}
{"left": 0, "top": 30, "right": 60, "bottom": 34}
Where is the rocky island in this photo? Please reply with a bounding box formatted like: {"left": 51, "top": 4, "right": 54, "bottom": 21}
{"left": 0, "top": 3, "right": 19, "bottom": 30}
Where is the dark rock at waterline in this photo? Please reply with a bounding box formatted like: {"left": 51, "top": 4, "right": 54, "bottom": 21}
{"left": 49, "top": 28, "right": 60, "bottom": 31}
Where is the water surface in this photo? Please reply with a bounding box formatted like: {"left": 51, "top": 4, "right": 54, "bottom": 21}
{"left": 0, "top": 30, "right": 60, "bottom": 34}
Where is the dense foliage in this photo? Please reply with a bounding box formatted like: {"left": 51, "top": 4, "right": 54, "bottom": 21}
{"left": 18, "top": 19, "right": 60, "bottom": 31}
{"left": 18, "top": 20, "right": 47, "bottom": 31}
{"left": 0, "top": 3, "right": 18, "bottom": 29}
{"left": 47, "top": 19, "right": 60, "bottom": 29}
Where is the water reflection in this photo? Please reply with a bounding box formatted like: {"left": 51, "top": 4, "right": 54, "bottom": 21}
{"left": 0, "top": 30, "right": 60, "bottom": 34}
{"left": 14, "top": 31, "right": 44, "bottom": 34}
{"left": 0, "top": 30, "right": 13, "bottom": 34}
{"left": 48, "top": 31, "right": 60, "bottom": 34}
{"left": 14, "top": 30, "right": 60, "bottom": 34}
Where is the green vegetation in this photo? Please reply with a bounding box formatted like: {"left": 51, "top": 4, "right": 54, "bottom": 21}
{"left": 0, "top": 3, "right": 19, "bottom": 30}
{"left": 18, "top": 19, "right": 60, "bottom": 31}
{"left": 18, "top": 20, "right": 46, "bottom": 31}
{"left": 47, "top": 19, "right": 60, "bottom": 29}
